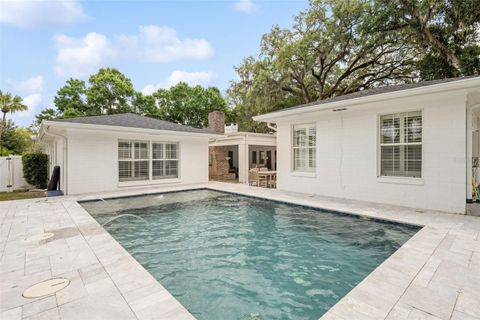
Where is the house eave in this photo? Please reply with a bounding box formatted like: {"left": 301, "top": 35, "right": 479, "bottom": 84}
{"left": 39, "top": 121, "right": 223, "bottom": 139}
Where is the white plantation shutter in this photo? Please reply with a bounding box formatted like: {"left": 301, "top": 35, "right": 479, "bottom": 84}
{"left": 118, "top": 141, "right": 150, "bottom": 181}
{"left": 293, "top": 124, "right": 316, "bottom": 172}
{"left": 119, "top": 141, "right": 179, "bottom": 182}
{"left": 380, "top": 111, "right": 422, "bottom": 178}
{"left": 152, "top": 143, "right": 179, "bottom": 179}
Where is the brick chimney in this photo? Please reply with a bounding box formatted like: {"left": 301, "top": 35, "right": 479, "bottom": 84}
{"left": 208, "top": 111, "right": 225, "bottom": 134}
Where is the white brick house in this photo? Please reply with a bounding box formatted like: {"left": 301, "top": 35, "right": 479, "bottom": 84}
{"left": 38, "top": 113, "right": 220, "bottom": 195}
{"left": 253, "top": 76, "right": 480, "bottom": 213}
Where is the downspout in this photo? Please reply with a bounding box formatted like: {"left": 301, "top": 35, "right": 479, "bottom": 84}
{"left": 41, "top": 126, "right": 68, "bottom": 195}
{"left": 267, "top": 122, "right": 277, "bottom": 133}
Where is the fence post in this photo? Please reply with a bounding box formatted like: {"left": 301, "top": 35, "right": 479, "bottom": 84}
{"left": 6, "top": 155, "right": 13, "bottom": 192}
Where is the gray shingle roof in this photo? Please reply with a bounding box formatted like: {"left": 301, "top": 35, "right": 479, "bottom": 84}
{"left": 50, "top": 113, "right": 216, "bottom": 135}
{"left": 259, "top": 75, "right": 480, "bottom": 115}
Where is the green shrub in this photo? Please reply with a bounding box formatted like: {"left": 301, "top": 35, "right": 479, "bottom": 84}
{"left": 0, "top": 148, "right": 13, "bottom": 156}
{"left": 22, "top": 152, "right": 49, "bottom": 189}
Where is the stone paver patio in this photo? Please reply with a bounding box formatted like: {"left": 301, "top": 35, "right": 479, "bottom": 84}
{"left": 1, "top": 182, "right": 479, "bottom": 320}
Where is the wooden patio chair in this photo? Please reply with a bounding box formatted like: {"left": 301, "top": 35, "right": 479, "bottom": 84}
{"left": 249, "top": 168, "right": 268, "bottom": 187}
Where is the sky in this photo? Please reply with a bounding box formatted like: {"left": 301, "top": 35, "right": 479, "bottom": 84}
{"left": 0, "top": 0, "right": 308, "bottom": 127}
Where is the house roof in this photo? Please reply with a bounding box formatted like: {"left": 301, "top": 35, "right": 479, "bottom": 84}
{"left": 254, "top": 75, "right": 480, "bottom": 122}
{"left": 48, "top": 113, "right": 216, "bottom": 135}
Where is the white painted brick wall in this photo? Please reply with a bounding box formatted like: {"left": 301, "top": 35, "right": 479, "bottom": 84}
{"left": 276, "top": 91, "right": 467, "bottom": 213}
{"left": 63, "top": 130, "right": 209, "bottom": 195}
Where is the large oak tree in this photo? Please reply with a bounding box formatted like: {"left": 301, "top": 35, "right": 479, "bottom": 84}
{"left": 229, "top": 0, "right": 480, "bottom": 132}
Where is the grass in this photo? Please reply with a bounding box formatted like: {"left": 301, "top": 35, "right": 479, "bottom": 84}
{"left": 0, "top": 190, "right": 45, "bottom": 201}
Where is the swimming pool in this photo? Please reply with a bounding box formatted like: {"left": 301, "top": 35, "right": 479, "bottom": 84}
{"left": 81, "top": 189, "right": 419, "bottom": 320}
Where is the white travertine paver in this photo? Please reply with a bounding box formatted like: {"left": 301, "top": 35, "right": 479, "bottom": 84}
{"left": 1, "top": 181, "right": 479, "bottom": 320}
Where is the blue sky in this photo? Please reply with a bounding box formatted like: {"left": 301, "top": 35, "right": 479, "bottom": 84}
{"left": 0, "top": 0, "right": 308, "bottom": 127}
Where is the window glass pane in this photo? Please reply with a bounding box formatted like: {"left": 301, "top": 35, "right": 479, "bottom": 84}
{"left": 252, "top": 151, "right": 257, "bottom": 163}
{"left": 118, "top": 142, "right": 131, "bottom": 159}
{"left": 152, "top": 160, "right": 163, "bottom": 178}
{"left": 134, "top": 142, "right": 148, "bottom": 159}
{"left": 380, "top": 111, "right": 422, "bottom": 178}
{"left": 381, "top": 115, "right": 400, "bottom": 144}
{"left": 165, "top": 160, "right": 178, "bottom": 177}
{"left": 294, "top": 128, "right": 307, "bottom": 147}
{"left": 119, "top": 161, "right": 132, "bottom": 181}
{"left": 134, "top": 161, "right": 149, "bottom": 180}
{"left": 152, "top": 143, "right": 163, "bottom": 159}
{"left": 260, "top": 151, "right": 265, "bottom": 164}
{"left": 308, "top": 127, "right": 316, "bottom": 146}
{"left": 293, "top": 149, "right": 302, "bottom": 170}
{"left": 381, "top": 146, "right": 400, "bottom": 176}
{"left": 405, "top": 145, "right": 422, "bottom": 177}
{"left": 309, "top": 148, "right": 316, "bottom": 168}
{"left": 293, "top": 124, "right": 316, "bottom": 172}
{"left": 165, "top": 144, "right": 177, "bottom": 159}
{"left": 405, "top": 113, "right": 422, "bottom": 143}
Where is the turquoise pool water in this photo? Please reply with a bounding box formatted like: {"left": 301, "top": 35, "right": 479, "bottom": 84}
{"left": 82, "top": 189, "right": 418, "bottom": 320}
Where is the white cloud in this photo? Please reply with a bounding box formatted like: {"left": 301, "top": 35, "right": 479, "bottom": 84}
{"left": 8, "top": 76, "right": 46, "bottom": 117}
{"left": 142, "top": 71, "right": 216, "bottom": 95}
{"left": 117, "top": 26, "right": 214, "bottom": 63}
{"left": 234, "top": 0, "right": 256, "bottom": 13}
{"left": 19, "top": 93, "right": 43, "bottom": 117}
{"left": 0, "top": 0, "right": 88, "bottom": 28}
{"left": 53, "top": 26, "right": 214, "bottom": 78}
{"left": 53, "top": 32, "right": 116, "bottom": 78}
{"left": 12, "top": 76, "right": 46, "bottom": 94}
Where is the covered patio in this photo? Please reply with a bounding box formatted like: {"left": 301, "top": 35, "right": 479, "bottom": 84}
{"left": 209, "top": 132, "right": 276, "bottom": 184}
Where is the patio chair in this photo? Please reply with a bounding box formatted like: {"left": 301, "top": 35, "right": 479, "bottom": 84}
{"left": 249, "top": 168, "right": 268, "bottom": 187}
{"left": 267, "top": 173, "right": 277, "bottom": 189}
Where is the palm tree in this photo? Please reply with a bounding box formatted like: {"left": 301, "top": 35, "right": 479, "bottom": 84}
{"left": 0, "top": 90, "right": 28, "bottom": 139}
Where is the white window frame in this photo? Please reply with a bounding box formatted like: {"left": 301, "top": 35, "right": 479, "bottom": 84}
{"left": 118, "top": 140, "right": 180, "bottom": 184}
{"left": 377, "top": 110, "right": 423, "bottom": 180}
{"left": 152, "top": 142, "right": 179, "bottom": 180}
{"left": 118, "top": 140, "right": 150, "bottom": 182}
{"left": 291, "top": 123, "right": 316, "bottom": 173}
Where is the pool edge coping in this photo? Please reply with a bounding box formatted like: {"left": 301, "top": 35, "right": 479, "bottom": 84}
{"left": 75, "top": 183, "right": 434, "bottom": 320}
{"left": 2, "top": 182, "right": 478, "bottom": 320}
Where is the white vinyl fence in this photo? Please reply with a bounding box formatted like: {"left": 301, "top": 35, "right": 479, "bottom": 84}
{"left": 0, "top": 156, "right": 30, "bottom": 192}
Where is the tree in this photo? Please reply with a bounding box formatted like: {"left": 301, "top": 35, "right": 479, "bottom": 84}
{"left": 0, "top": 90, "right": 28, "bottom": 139}
{"left": 152, "top": 83, "right": 233, "bottom": 128}
{"left": 228, "top": 0, "right": 480, "bottom": 132}
{"left": 1, "top": 120, "right": 33, "bottom": 155}
{"left": 229, "top": 0, "right": 417, "bottom": 132}
{"left": 54, "top": 79, "right": 88, "bottom": 114}
{"left": 33, "top": 69, "right": 233, "bottom": 130}
{"left": 87, "top": 68, "right": 136, "bottom": 114}
{"left": 34, "top": 68, "right": 139, "bottom": 125}
{"left": 378, "top": 0, "right": 480, "bottom": 79}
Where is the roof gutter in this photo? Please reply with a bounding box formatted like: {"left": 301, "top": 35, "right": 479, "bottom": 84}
{"left": 253, "top": 77, "right": 480, "bottom": 122}
{"left": 42, "top": 121, "right": 223, "bottom": 139}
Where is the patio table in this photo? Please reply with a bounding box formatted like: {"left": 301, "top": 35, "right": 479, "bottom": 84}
{"left": 257, "top": 170, "right": 277, "bottom": 188}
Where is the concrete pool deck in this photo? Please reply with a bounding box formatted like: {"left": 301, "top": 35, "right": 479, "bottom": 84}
{"left": 1, "top": 182, "right": 479, "bottom": 320}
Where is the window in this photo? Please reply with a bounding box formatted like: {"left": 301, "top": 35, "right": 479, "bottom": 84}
{"left": 252, "top": 151, "right": 257, "bottom": 164}
{"left": 292, "top": 124, "right": 316, "bottom": 172}
{"left": 380, "top": 111, "right": 422, "bottom": 178}
{"left": 152, "top": 143, "right": 179, "bottom": 179}
{"left": 259, "top": 151, "right": 266, "bottom": 164}
{"left": 118, "top": 141, "right": 149, "bottom": 181}
{"left": 118, "top": 141, "right": 179, "bottom": 182}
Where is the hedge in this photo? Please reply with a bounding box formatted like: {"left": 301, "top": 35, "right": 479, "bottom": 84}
{"left": 22, "top": 152, "right": 49, "bottom": 189}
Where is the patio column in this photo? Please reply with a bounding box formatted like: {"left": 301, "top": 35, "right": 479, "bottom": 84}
{"left": 467, "top": 105, "right": 473, "bottom": 202}
{"left": 238, "top": 138, "right": 249, "bottom": 184}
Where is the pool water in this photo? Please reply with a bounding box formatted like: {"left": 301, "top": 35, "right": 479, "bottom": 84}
{"left": 82, "top": 189, "right": 418, "bottom": 320}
